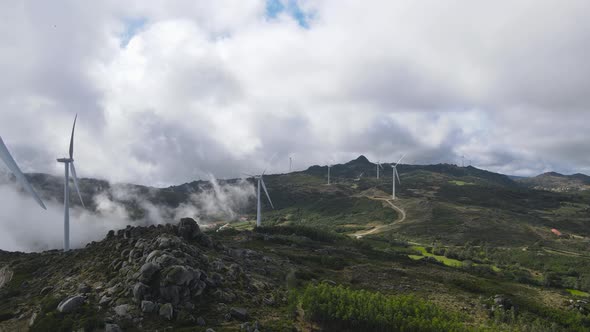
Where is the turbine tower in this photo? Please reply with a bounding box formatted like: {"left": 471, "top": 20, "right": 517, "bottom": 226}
{"left": 376, "top": 160, "right": 383, "bottom": 179}
{"left": 247, "top": 171, "right": 274, "bottom": 227}
{"left": 327, "top": 163, "right": 332, "bottom": 185}
{"left": 57, "top": 115, "right": 85, "bottom": 251}
{"left": 0, "top": 137, "right": 46, "bottom": 209}
{"left": 390, "top": 154, "right": 405, "bottom": 200}
{"left": 289, "top": 156, "right": 292, "bottom": 173}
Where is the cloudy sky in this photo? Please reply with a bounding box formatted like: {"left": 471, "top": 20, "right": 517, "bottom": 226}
{"left": 1, "top": 0, "right": 589, "bottom": 186}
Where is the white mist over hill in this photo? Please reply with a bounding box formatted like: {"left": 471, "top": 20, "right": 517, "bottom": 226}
{"left": 0, "top": 175, "right": 255, "bottom": 252}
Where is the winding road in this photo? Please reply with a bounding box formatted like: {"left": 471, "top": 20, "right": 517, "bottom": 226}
{"left": 352, "top": 196, "right": 406, "bottom": 239}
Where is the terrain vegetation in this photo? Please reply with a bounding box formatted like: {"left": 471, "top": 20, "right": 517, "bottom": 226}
{"left": 2, "top": 155, "right": 590, "bottom": 331}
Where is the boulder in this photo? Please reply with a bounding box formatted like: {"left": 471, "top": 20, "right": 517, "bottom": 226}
{"left": 178, "top": 218, "right": 201, "bottom": 240}
{"left": 133, "top": 282, "right": 150, "bottom": 302}
{"left": 39, "top": 286, "right": 53, "bottom": 296}
{"left": 230, "top": 307, "right": 249, "bottom": 321}
{"left": 197, "top": 316, "right": 206, "bottom": 326}
{"left": 163, "top": 265, "right": 199, "bottom": 286}
{"left": 77, "top": 283, "right": 91, "bottom": 293}
{"left": 493, "top": 295, "right": 513, "bottom": 310}
{"left": 139, "top": 262, "right": 161, "bottom": 283}
{"left": 57, "top": 295, "right": 85, "bottom": 313}
{"left": 105, "top": 323, "right": 123, "bottom": 332}
{"left": 99, "top": 295, "right": 112, "bottom": 306}
{"left": 159, "top": 303, "right": 174, "bottom": 320}
{"left": 227, "top": 264, "right": 243, "bottom": 281}
{"left": 141, "top": 300, "right": 157, "bottom": 313}
{"left": 114, "top": 304, "right": 130, "bottom": 317}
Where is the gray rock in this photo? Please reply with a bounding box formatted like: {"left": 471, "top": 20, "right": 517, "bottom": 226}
{"left": 154, "top": 254, "right": 182, "bottom": 267}
{"left": 206, "top": 329, "right": 216, "bottom": 332}
{"left": 163, "top": 265, "right": 197, "bottom": 286}
{"left": 159, "top": 285, "right": 181, "bottom": 305}
{"left": 227, "top": 264, "right": 243, "bottom": 281}
{"left": 230, "top": 307, "right": 249, "bottom": 321}
{"left": 159, "top": 303, "right": 174, "bottom": 320}
{"left": 107, "top": 283, "right": 123, "bottom": 295}
{"left": 178, "top": 218, "right": 201, "bottom": 240}
{"left": 105, "top": 323, "right": 122, "bottom": 332}
{"left": 145, "top": 250, "right": 162, "bottom": 263}
{"left": 156, "top": 236, "right": 181, "bottom": 249}
{"left": 139, "top": 262, "right": 161, "bottom": 283}
{"left": 197, "top": 316, "right": 206, "bottom": 326}
{"left": 57, "top": 295, "right": 85, "bottom": 313}
{"left": 99, "top": 295, "right": 112, "bottom": 306}
{"left": 141, "top": 300, "right": 157, "bottom": 313}
{"left": 28, "top": 312, "right": 37, "bottom": 327}
{"left": 78, "top": 283, "right": 91, "bottom": 293}
{"left": 114, "top": 304, "right": 130, "bottom": 317}
{"left": 39, "top": 286, "right": 53, "bottom": 296}
{"left": 133, "top": 282, "right": 150, "bottom": 302}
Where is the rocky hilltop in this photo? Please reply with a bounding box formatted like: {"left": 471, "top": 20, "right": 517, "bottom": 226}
{"left": 0, "top": 219, "right": 291, "bottom": 332}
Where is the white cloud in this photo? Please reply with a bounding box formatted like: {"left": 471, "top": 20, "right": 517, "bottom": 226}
{"left": 1, "top": 0, "right": 590, "bottom": 186}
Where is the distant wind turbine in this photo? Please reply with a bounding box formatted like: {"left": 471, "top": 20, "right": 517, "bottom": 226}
{"left": 57, "top": 115, "right": 85, "bottom": 251}
{"left": 327, "top": 162, "right": 332, "bottom": 185}
{"left": 390, "top": 154, "right": 405, "bottom": 200}
{"left": 376, "top": 160, "right": 383, "bottom": 179}
{"left": 0, "top": 137, "right": 46, "bottom": 209}
{"left": 245, "top": 170, "right": 274, "bottom": 227}
{"left": 289, "top": 156, "right": 292, "bottom": 173}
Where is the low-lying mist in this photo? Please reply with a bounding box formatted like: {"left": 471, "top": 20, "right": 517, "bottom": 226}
{"left": 0, "top": 174, "right": 255, "bottom": 252}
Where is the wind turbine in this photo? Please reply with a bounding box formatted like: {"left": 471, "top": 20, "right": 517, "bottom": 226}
{"left": 245, "top": 170, "right": 274, "bottom": 227}
{"left": 390, "top": 154, "right": 405, "bottom": 200}
{"left": 0, "top": 137, "right": 46, "bottom": 209}
{"left": 376, "top": 160, "right": 383, "bottom": 179}
{"left": 289, "top": 156, "right": 292, "bottom": 173}
{"left": 57, "top": 115, "right": 85, "bottom": 251}
{"left": 327, "top": 163, "right": 332, "bottom": 185}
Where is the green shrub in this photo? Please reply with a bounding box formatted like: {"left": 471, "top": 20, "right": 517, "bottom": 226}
{"left": 255, "top": 225, "right": 343, "bottom": 243}
{"left": 299, "top": 283, "right": 467, "bottom": 331}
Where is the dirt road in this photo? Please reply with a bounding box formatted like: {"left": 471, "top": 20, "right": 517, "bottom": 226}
{"left": 352, "top": 196, "right": 406, "bottom": 239}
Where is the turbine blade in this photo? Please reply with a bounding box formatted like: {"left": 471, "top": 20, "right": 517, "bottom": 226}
{"left": 394, "top": 153, "right": 406, "bottom": 166}
{"left": 260, "top": 177, "right": 274, "bottom": 209}
{"left": 70, "top": 162, "right": 85, "bottom": 208}
{"left": 0, "top": 137, "right": 47, "bottom": 209}
{"left": 395, "top": 167, "right": 401, "bottom": 184}
{"left": 69, "top": 114, "right": 78, "bottom": 159}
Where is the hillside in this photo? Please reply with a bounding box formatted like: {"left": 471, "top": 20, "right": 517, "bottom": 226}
{"left": 517, "top": 172, "right": 590, "bottom": 192}
{"left": 2, "top": 157, "right": 590, "bottom": 330}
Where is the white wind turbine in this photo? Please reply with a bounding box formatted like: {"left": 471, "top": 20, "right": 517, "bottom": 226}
{"left": 0, "top": 137, "right": 47, "bottom": 209}
{"left": 56, "top": 115, "right": 85, "bottom": 251}
{"left": 390, "top": 154, "right": 405, "bottom": 200}
{"left": 327, "top": 162, "right": 332, "bottom": 185}
{"left": 376, "top": 160, "right": 383, "bottom": 179}
{"left": 245, "top": 169, "right": 274, "bottom": 227}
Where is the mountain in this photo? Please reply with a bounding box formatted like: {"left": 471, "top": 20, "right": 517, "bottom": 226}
{"left": 3, "top": 157, "right": 590, "bottom": 330}
{"left": 517, "top": 172, "right": 590, "bottom": 192}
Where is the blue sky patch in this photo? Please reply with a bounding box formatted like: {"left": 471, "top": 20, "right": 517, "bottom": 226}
{"left": 120, "top": 17, "right": 147, "bottom": 48}
{"left": 266, "top": 0, "right": 312, "bottom": 28}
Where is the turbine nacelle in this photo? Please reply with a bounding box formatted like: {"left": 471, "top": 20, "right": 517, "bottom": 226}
{"left": 57, "top": 158, "right": 73, "bottom": 163}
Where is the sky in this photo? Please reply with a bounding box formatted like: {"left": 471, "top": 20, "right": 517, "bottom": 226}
{"left": 1, "top": 0, "right": 590, "bottom": 187}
